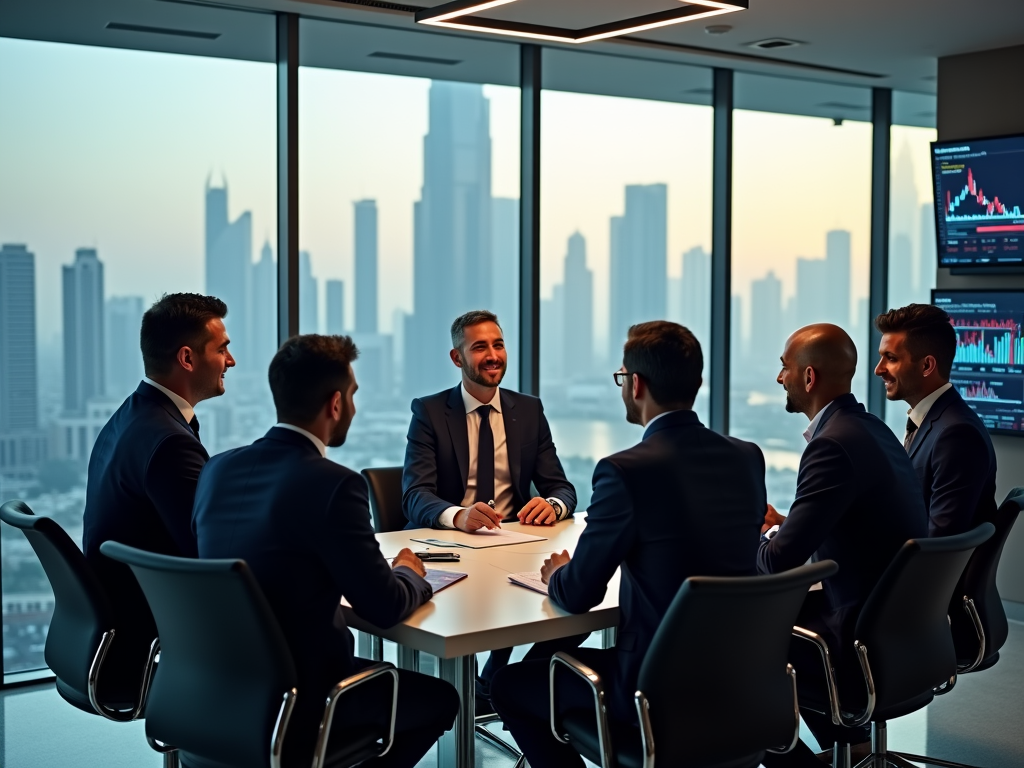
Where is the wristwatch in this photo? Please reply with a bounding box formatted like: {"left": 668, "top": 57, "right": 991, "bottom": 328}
{"left": 547, "top": 498, "right": 567, "bottom": 520}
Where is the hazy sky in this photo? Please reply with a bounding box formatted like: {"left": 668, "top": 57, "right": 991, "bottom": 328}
{"left": 1, "top": 36, "right": 937, "bottom": 348}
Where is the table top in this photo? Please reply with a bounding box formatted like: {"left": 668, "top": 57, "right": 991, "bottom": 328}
{"left": 341, "top": 517, "right": 620, "bottom": 658}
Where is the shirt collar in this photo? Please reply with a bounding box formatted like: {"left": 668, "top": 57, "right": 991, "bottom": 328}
{"left": 142, "top": 377, "right": 194, "bottom": 423}
{"left": 908, "top": 382, "right": 953, "bottom": 428}
{"left": 803, "top": 399, "right": 836, "bottom": 443}
{"left": 461, "top": 383, "right": 502, "bottom": 415}
{"left": 273, "top": 423, "right": 327, "bottom": 458}
{"left": 644, "top": 409, "right": 681, "bottom": 432}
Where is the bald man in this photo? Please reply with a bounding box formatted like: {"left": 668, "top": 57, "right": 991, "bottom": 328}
{"left": 758, "top": 324, "right": 927, "bottom": 766}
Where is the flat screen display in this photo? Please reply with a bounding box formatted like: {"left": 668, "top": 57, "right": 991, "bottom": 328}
{"left": 931, "top": 134, "right": 1024, "bottom": 267}
{"left": 933, "top": 289, "right": 1024, "bottom": 434}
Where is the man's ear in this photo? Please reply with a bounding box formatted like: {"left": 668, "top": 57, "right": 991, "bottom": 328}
{"left": 921, "top": 354, "right": 939, "bottom": 378}
{"left": 449, "top": 348, "right": 463, "bottom": 369}
{"left": 632, "top": 373, "right": 644, "bottom": 401}
{"left": 804, "top": 366, "right": 817, "bottom": 393}
{"left": 329, "top": 390, "right": 343, "bottom": 419}
{"left": 176, "top": 346, "right": 195, "bottom": 373}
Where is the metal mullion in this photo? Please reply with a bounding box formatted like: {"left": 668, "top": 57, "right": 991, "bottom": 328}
{"left": 277, "top": 13, "right": 299, "bottom": 345}
{"left": 867, "top": 88, "right": 892, "bottom": 419}
{"left": 710, "top": 68, "right": 733, "bottom": 435}
{"left": 519, "top": 44, "right": 542, "bottom": 396}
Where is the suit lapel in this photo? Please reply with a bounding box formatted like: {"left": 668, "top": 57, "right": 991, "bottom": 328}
{"left": 445, "top": 386, "right": 470, "bottom": 488}
{"left": 136, "top": 382, "right": 194, "bottom": 435}
{"left": 908, "top": 387, "right": 955, "bottom": 458}
{"left": 501, "top": 390, "right": 521, "bottom": 495}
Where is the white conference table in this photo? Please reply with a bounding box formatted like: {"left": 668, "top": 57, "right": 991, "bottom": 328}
{"left": 340, "top": 517, "right": 620, "bottom": 768}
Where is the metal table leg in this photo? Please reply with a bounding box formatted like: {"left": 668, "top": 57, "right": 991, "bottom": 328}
{"left": 437, "top": 654, "right": 475, "bottom": 768}
{"left": 356, "top": 630, "right": 383, "bottom": 661}
{"left": 601, "top": 626, "right": 618, "bottom": 649}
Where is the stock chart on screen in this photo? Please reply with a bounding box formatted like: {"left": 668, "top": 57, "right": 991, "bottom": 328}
{"left": 933, "top": 289, "right": 1024, "bottom": 434}
{"left": 931, "top": 134, "right": 1024, "bottom": 267}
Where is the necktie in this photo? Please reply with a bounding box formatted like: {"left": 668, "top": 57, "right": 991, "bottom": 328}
{"left": 903, "top": 417, "right": 917, "bottom": 452}
{"left": 189, "top": 415, "right": 201, "bottom": 440}
{"left": 474, "top": 405, "right": 495, "bottom": 505}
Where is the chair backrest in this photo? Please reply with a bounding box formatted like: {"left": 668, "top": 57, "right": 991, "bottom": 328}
{"left": 637, "top": 559, "right": 838, "bottom": 766}
{"left": 950, "top": 488, "right": 1022, "bottom": 664}
{"left": 855, "top": 523, "right": 994, "bottom": 711}
{"left": 100, "top": 541, "right": 298, "bottom": 768}
{"left": 360, "top": 467, "right": 406, "bottom": 533}
{"left": 0, "top": 499, "right": 114, "bottom": 699}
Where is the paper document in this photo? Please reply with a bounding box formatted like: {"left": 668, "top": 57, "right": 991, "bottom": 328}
{"left": 508, "top": 571, "right": 549, "bottom": 595}
{"left": 411, "top": 528, "right": 546, "bottom": 549}
{"left": 424, "top": 569, "right": 468, "bottom": 593}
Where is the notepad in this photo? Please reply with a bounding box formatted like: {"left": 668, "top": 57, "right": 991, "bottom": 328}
{"left": 424, "top": 569, "right": 467, "bottom": 592}
{"left": 411, "top": 528, "right": 546, "bottom": 549}
{"left": 507, "top": 571, "right": 548, "bottom": 595}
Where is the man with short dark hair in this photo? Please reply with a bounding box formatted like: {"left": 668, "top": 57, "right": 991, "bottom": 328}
{"left": 874, "top": 303, "right": 997, "bottom": 536}
{"left": 490, "top": 321, "right": 767, "bottom": 768}
{"left": 83, "top": 292, "right": 234, "bottom": 678}
{"left": 193, "top": 335, "right": 458, "bottom": 768}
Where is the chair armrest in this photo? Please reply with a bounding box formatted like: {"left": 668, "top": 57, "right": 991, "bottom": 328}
{"left": 312, "top": 662, "right": 399, "bottom": 768}
{"left": 766, "top": 664, "right": 800, "bottom": 755}
{"left": 549, "top": 652, "right": 614, "bottom": 768}
{"left": 791, "top": 626, "right": 876, "bottom": 728}
{"left": 88, "top": 631, "right": 160, "bottom": 723}
{"left": 957, "top": 596, "right": 986, "bottom": 674}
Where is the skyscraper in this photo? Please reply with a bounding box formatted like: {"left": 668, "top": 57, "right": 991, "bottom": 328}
{"left": 326, "top": 279, "right": 345, "bottom": 335}
{"left": 354, "top": 199, "right": 378, "bottom": 334}
{"left": 252, "top": 240, "right": 277, "bottom": 371}
{"left": 299, "top": 250, "right": 318, "bottom": 334}
{"left": 0, "top": 244, "right": 38, "bottom": 432}
{"left": 891, "top": 142, "right": 920, "bottom": 288}
{"left": 795, "top": 256, "right": 829, "bottom": 330}
{"left": 63, "top": 248, "right": 105, "bottom": 415}
{"left": 205, "top": 178, "right": 252, "bottom": 367}
{"left": 491, "top": 197, "right": 519, "bottom": 356}
{"left": 105, "top": 296, "right": 144, "bottom": 401}
{"left": 407, "top": 81, "right": 493, "bottom": 394}
{"left": 890, "top": 233, "right": 914, "bottom": 309}
{"left": 609, "top": 184, "right": 667, "bottom": 362}
{"left": 680, "top": 246, "right": 710, "bottom": 348}
{"left": 750, "top": 271, "right": 783, "bottom": 372}
{"left": 826, "top": 229, "right": 851, "bottom": 327}
{"left": 562, "top": 232, "right": 593, "bottom": 378}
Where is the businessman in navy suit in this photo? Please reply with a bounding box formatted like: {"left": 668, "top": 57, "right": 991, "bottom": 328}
{"left": 82, "top": 293, "right": 234, "bottom": 680}
{"left": 874, "top": 303, "right": 997, "bottom": 536}
{"left": 491, "top": 322, "right": 767, "bottom": 768}
{"left": 402, "top": 310, "right": 580, "bottom": 708}
{"left": 193, "top": 335, "right": 458, "bottom": 768}
{"left": 759, "top": 324, "right": 927, "bottom": 766}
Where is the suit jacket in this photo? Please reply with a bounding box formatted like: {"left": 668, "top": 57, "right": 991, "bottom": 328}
{"left": 402, "top": 386, "right": 577, "bottom": 528}
{"left": 757, "top": 394, "right": 927, "bottom": 665}
{"left": 907, "top": 387, "right": 997, "bottom": 537}
{"left": 193, "top": 427, "right": 431, "bottom": 768}
{"left": 548, "top": 410, "right": 767, "bottom": 720}
{"left": 82, "top": 381, "right": 206, "bottom": 659}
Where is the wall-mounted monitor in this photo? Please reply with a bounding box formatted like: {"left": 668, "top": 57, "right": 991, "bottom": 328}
{"left": 931, "top": 133, "right": 1024, "bottom": 267}
{"left": 933, "top": 288, "right": 1024, "bottom": 435}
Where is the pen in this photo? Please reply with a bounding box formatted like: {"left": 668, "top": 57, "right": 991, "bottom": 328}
{"left": 487, "top": 499, "right": 501, "bottom": 528}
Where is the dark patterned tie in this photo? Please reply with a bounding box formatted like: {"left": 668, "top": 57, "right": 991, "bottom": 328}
{"left": 475, "top": 405, "right": 495, "bottom": 505}
{"left": 903, "top": 417, "right": 917, "bottom": 452}
{"left": 189, "top": 414, "right": 201, "bottom": 440}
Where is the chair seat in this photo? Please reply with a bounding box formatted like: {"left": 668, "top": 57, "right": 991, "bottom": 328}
{"left": 960, "top": 651, "right": 999, "bottom": 673}
{"left": 55, "top": 677, "right": 140, "bottom": 718}
{"left": 321, "top": 727, "right": 388, "bottom": 768}
{"left": 871, "top": 690, "right": 934, "bottom": 722}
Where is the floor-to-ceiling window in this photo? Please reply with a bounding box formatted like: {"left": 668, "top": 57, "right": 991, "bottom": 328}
{"left": 730, "top": 75, "right": 873, "bottom": 509}
{"left": 0, "top": 24, "right": 276, "bottom": 676}
{"left": 539, "top": 51, "right": 713, "bottom": 509}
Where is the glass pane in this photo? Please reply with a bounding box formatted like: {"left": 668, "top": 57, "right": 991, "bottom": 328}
{"left": 299, "top": 66, "right": 520, "bottom": 471}
{"left": 0, "top": 37, "right": 276, "bottom": 675}
{"left": 539, "top": 88, "right": 714, "bottom": 510}
{"left": 730, "top": 109, "right": 872, "bottom": 509}
{"left": 883, "top": 124, "right": 939, "bottom": 436}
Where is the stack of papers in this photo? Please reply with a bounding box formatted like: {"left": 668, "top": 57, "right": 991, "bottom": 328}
{"left": 508, "top": 571, "right": 548, "bottom": 595}
{"left": 411, "top": 528, "right": 546, "bottom": 549}
{"left": 424, "top": 570, "right": 467, "bottom": 592}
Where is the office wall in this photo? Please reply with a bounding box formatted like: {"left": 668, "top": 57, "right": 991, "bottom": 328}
{"left": 936, "top": 43, "right": 1024, "bottom": 603}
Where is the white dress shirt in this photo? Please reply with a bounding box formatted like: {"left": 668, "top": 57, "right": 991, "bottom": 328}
{"left": 274, "top": 422, "right": 328, "bottom": 458}
{"left": 142, "top": 377, "right": 194, "bottom": 424}
{"left": 905, "top": 382, "right": 953, "bottom": 445}
{"left": 803, "top": 399, "right": 836, "bottom": 443}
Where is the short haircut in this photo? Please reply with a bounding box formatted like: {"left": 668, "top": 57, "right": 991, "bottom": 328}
{"left": 451, "top": 310, "right": 501, "bottom": 350}
{"left": 269, "top": 335, "right": 359, "bottom": 423}
{"left": 140, "top": 293, "right": 228, "bottom": 377}
{"left": 622, "top": 321, "right": 703, "bottom": 407}
{"left": 874, "top": 303, "right": 957, "bottom": 378}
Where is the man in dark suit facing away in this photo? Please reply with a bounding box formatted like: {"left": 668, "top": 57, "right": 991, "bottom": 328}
{"left": 193, "top": 335, "right": 458, "bottom": 768}
{"left": 874, "top": 303, "right": 997, "bottom": 536}
{"left": 402, "top": 309, "right": 581, "bottom": 710}
{"left": 490, "top": 322, "right": 767, "bottom": 768}
{"left": 760, "top": 324, "right": 927, "bottom": 767}
{"left": 83, "top": 293, "right": 234, "bottom": 678}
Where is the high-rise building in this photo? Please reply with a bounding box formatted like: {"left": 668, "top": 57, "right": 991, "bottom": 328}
{"left": 354, "top": 200, "right": 378, "bottom": 334}
{"left": 730, "top": 294, "right": 745, "bottom": 362}
{"left": 540, "top": 285, "right": 565, "bottom": 381}
{"left": 890, "top": 233, "right": 914, "bottom": 309}
{"left": 105, "top": 296, "right": 144, "bottom": 402}
{"left": 299, "top": 250, "right": 319, "bottom": 334}
{"left": 491, "top": 197, "right": 519, "bottom": 356}
{"left": 826, "top": 230, "right": 852, "bottom": 328}
{"left": 750, "top": 271, "right": 783, "bottom": 372}
{"left": 0, "top": 244, "right": 38, "bottom": 432}
{"left": 326, "top": 279, "right": 345, "bottom": 335}
{"left": 562, "top": 232, "right": 593, "bottom": 379}
{"left": 609, "top": 184, "right": 667, "bottom": 362}
{"left": 252, "top": 239, "right": 277, "bottom": 370}
{"left": 407, "top": 81, "right": 493, "bottom": 394}
{"left": 680, "top": 246, "right": 710, "bottom": 348}
{"left": 795, "top": 256, "right": 829, "bottom": 329}
{"left": 891, "top": 142, "right": 920, "bottom": 285}
{"left": 205, "top": 179, "right": 252, "bottom": 367}
{"left": 62, "top": 248, "right": 105, "bottom": 415}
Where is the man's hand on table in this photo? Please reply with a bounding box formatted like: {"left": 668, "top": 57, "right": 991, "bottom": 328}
{"left": 762, "top": 503, "right": 787, "bottom": 534}
{"left": 392, "top": 547, "right": 427, "bottom": 577}
{"left": 518, "top": 497, "right": 558, "bottom": 526}
{"left": 541, "top": 550, "right": 571, "bottom": 584}
{"left": 454, "top": 502, "right": 503, "bottom": 532}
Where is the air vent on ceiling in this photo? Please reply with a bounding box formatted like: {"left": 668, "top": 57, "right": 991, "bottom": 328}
{"left": 105, "top": 22, "right": 220, "bottom": 40}
{"left": 817, "top": 101, "right": 869, "bottom": 111}
{"left": 747, "top": 38, "right": 803, "bottom": 50}
{"left": 369, "top": 51, "right": 462, "bottom": 66}
{"left": 336, "top": 0, "right": 424, "bottom": 12}
{"left": 685, "top": 88, "right": 713, "bottom": 95}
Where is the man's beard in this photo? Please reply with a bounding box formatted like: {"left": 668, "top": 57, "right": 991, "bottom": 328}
{"left": 465, "top": 357, "right": 506, "bottom": 387}
{"left": 624, "top": 390, "right": 642, "bottom": 425}
{"left": 327, "top": 415, "right": 350, "bottom": 448}
{"left": 784, "top": 389, "right": 800, "bottom": 414}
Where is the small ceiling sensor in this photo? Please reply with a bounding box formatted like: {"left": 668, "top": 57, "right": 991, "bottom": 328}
{"left": 705, "top": 24, "right": 733, "bottom": 35}
{"left": 748, "top": 38, "right": 803, "bottom": 50}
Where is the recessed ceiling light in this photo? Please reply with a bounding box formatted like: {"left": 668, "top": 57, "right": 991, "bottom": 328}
{"left": 747, "top": 38, "right": 803, "bottom": 50}
{"left": 705, "top": 24, "right": 733, "bottom": 35}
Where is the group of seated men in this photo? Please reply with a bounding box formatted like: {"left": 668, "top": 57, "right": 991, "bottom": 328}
{"left": 80, "top": 292, "right": 996, "bottom": 768}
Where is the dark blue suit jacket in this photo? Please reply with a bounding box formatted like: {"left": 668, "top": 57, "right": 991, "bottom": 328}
{"left": 83, "top": 381, "right": 206, "bottom": 652}
{"left": 548, "top": 410, "right": 766, "bottom": 720}
{"left": 402, "top": 386, "right": 576, "bottom": 528}
{"left": 757, "top": 394, "right": 927, "bottom": 662}
{"left": 907, "top": 387, "right": 997, "bottom": 537}
{"left": 193, "top": 427, "right": 431, "bottom": 767}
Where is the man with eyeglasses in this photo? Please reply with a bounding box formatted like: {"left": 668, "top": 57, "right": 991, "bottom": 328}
{"left": 490, "top": 321, "right": 767, "bottom": 768}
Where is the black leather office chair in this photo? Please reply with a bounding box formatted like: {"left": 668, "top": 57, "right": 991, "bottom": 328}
{"left": 0, "top": 501, "right": 161, "bottom": 728}
{"left": 793, "top": 523, "right": 994, "bottom": 768}
{"left": 99, "top": 540, "right": 399, "bottom": 768}
{"left": 550, "top": 560, "right": 838, "bottom": 768}
{"left": 360, "top": 467, "right": 406, "bottom": 533}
